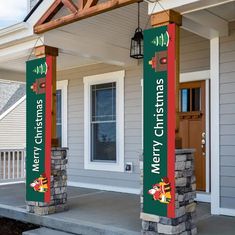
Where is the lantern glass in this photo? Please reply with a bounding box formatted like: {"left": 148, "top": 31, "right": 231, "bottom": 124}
{"left": 130, "top": 28, "right": 143, "bottom": 59}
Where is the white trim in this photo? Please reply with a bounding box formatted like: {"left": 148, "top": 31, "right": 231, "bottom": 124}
{"left": 0, "top": 181, "right": 24, "bottom": 186}
{"left": 210, "top": 37, "right": 220, "bottom": 215}
{"left": 205, "top": 79, "right": 210, "bottom": 193}
{"left": 0, "top": 96, "right": 26, "bottom": 121}
{"left": 148, "top": 0, "right": 234, "bottom": 15}
{"left": 57, "top": 80, "right": 68, "bottom": 148}
{"left": 195, "top": 192, "right": 211, "bottom": 203}
{"left": 148, "top": 0, "right": 199, "bottom": 15}
{"left": 180, "top": 70, "right": 210, "bottom": 83}
{"left": 68, "top": 181, "right": 140, "bottom": 195}
{"left": 141, "top": 79, "right": 143, "bottom": 149}
{"left": 0, "top": 22, "right": 28, "bottom": 37}
{"left": 83, "top": 70, "right": 125, "bottom": 172}
{"left": 220, "top": 208, "right": 235, "bottom": 217}
{"left": 184, "top": 10, "right": 228, "bottom": 37}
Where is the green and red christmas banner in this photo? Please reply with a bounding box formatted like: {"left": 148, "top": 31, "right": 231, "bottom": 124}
{"left": 143, "top": 24, "right": 176, "bottom": 218}
{"left": 26, "top": 56, "right": 53, "bottom": 203}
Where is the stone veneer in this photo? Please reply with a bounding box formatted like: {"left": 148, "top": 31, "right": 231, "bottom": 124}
{"left": 140, "top": 149, "right": 197, "bottom": 235}
{"left": 26, "top": 147, "right": 68, "bottom": 215}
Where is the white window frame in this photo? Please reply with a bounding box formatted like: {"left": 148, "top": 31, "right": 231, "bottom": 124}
{"left": 83, "top": 71, "right": 125, "bottom": 172}
{"left": 57, "top": 80, "right": 68, "bottom": 148}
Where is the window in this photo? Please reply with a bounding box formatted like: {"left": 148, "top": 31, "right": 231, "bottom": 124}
{"left": 56, "top": 81, "right": 68, "bottom": 147}
{"left": 180, "top": 87, "right": 201, "bottom": 112}
{"left": 91, "top": 83, "right": 116, "bottom": 162}
{"left": 56, "top": 90, "right": 62, "bottom": 147}
{"left": 84, "top": 71, "right": 125, "bottom": 172}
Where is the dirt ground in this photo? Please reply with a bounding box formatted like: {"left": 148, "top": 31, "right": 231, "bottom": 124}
{"left": 0, "top": 218, "right": 39, "bottom": 235}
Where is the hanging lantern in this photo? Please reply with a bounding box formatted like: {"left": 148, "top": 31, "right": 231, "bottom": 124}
{"left": 130, "top": 2, "right": 143, "bottom": 59}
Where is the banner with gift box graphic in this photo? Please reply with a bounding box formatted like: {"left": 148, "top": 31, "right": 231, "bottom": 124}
{"left": 143, "top": 24, "right": 176, "bottom": 218}
{"left": 26, "top": 56, "right": 53, "bottom": 203}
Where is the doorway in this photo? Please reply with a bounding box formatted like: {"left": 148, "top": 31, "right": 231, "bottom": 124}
{"left": 179, "top": 81, "right": 206, "bottom": 191}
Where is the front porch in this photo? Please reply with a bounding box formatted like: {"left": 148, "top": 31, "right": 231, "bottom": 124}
{"left": 0, "top": 183, "right": 140, "bottom": 235}
{"left": 0, "top": 183, "right": 234, "bottom": 235}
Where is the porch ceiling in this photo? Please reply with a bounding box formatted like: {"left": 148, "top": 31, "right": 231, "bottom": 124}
{"left": 0, "top": 2, "right": 149, "bottom": 73}
{"left": 43, "top": 2, "right": 149, "bottom": 67}
{"left": 206, "top": 1, "right": 235, "bottom": 22}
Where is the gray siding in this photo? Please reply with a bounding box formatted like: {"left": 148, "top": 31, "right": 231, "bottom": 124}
{"left": 0, "top": 99, "right": 26, "bottom": 149}
{"left": 58, "top": 64, "right": 142, "bottom": 190}
{"left": 180, "top": 29, "right": 210, "bottom": 73}
{"left": 220, "top": 21, "right": 235, "bottom": 209}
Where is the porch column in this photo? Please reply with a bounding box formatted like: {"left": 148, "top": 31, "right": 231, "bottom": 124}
{"left": 34, "top": 45, "right": 59, "bottom": 147}
{"left": 151, "top": 10, "right": 182, "bottom": 149}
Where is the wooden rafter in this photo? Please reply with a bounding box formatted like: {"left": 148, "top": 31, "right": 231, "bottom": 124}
{"left": 34, "top": 0, "right": 142, "bottom": 34}
{"left": 62, "top": 0, "right": 78, "bottom": 13}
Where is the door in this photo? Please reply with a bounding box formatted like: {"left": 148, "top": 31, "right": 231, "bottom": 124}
{"left": 179, "top": 81, "right": 206, "bottom": 191}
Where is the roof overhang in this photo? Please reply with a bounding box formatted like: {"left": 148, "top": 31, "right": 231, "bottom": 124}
{"left": 34, "top": 0, "right": 142, "bottom": 34}
{"left": 148, "top": 0, "right": 231, "bottom": 39}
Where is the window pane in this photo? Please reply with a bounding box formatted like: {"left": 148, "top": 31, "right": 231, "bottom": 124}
{"left": 92, "top": 83, "right": 116, "bottom": 121}
{"left": 56, "top": 90, "right": 62, "bottom": 147}
{"left": 91, "top": 122, "right": 116, "bottom": 162}
{"left": 181, "top": 89, "right": 190, "bottom": 112}
{"left": 192, "top": 88, "right": 201, "bottom": 111}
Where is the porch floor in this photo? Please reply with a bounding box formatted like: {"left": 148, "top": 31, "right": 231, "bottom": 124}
{"left": 0, "top": 183, "right": 235, "bottom": 235}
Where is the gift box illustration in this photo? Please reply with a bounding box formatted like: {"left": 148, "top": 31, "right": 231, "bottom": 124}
{"left": 30, "top": 174, "right": 48, "bottom": 193}
{"left": 148, "top": 177, "right": 172, "bottom": 204}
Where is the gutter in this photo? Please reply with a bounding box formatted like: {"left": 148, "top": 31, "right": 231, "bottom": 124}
{"left": 23, "top": 0, "right": 44, "bottom": 22}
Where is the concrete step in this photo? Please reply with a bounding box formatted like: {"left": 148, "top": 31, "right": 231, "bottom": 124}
{"left": 23, "top": 227, "right": 74, "bottom": 235}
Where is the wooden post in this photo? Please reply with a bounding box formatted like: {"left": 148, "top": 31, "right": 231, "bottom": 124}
{"left": 151, "top": 10, "right": 182, "bottom": 148}
{"left": 34, "top": 45, "right": 59, "bottom": 147}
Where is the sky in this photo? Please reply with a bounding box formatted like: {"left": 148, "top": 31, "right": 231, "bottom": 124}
{"left": 0, "top": 0, "right": 27, "bottom": 29}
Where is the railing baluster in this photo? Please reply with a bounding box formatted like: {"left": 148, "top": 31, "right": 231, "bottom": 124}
{"left": 3, "top": 152, "right": 6, "bottom": 180}
{"left": 21, "top": 151, "right": 24, "bottom": 178}
{"left": 17, "top": 151, "right": 19, "bottom": 179}
{"left": 0, "top": 148, "right": 26, "bottom": 182}
{"left": 8, "top": 152, "right": 11, "bottom": 179}
{"left": 24, "top": 150, "right": 26, "bottom": 178}
{"left": 12, "top": 151, "right": 15, "bottom": 179}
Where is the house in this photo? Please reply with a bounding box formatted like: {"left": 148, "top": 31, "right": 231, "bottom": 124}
{"left": 0, "top": 0, "right": 235, "bottom": 220}
{"left": 0, "top": 79, "right": 26, "bottom": 149}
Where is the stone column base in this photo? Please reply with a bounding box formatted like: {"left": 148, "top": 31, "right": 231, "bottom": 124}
{"left": 140, "top": 149, "right": 197, "bottom": 235}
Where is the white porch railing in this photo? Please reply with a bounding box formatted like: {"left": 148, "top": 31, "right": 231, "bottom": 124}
{"left": 0, "top": 148, "right": 25, "bottom": 182}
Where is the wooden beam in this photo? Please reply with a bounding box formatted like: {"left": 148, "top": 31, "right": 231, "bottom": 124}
{"left": 36, "top": 0, "right": 63, "bottom": 25}
{"left": 151, "top": 10, "right": 182, "bottom": 27}
{"left": 34, "top": 45, "right": 59, "bottom": 57}
{"left": 78, "top": 0, "right": 88, "bottom": 10}
{"left": 34, "top": 0, "right": 141, "bottom": 34}
{"left": 151, "top": 10, "right": 182, "bottom": 149}
{"left": 62, "top": 0, "right": 78, "bottom": 13}
{"left": 35, "top": 45, "right": 59, "bottom": 147}
{"left": 83, "top": 0, "right": 99, "bottom": 10}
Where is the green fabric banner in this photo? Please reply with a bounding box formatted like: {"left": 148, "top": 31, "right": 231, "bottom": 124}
{"left": 143, "top": 24, "right": 176, "bottom": 218}
{"left": 26, "top": 57, "right": 51, "bottom": 202}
